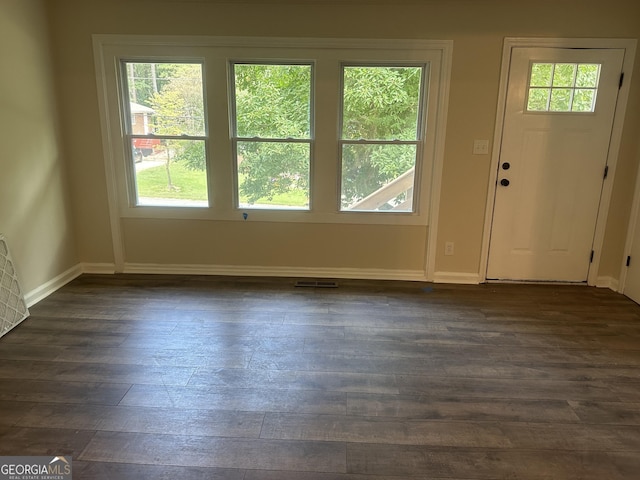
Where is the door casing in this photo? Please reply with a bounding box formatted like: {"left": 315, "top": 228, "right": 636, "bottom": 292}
{"left": 480, "top": 37, "right": 637, "bottom": 286}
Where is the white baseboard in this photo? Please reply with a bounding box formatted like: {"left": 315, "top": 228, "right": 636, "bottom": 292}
{"left": 595, "top": 275, "right": 620, "bottom": 291}
{"left": 24, "top": 264, "right": 83, "bottom": 307}
{"left": 123, "top": 263, "right": 428, "bottom": 282}
{"left": 22, "top": 262, "right": 427, "bottom": 307}
{"left": 22, "top": 262, "right": 624, "bottom": 308}
{"left": 432, "top": 271, "right": 482, "bottom": 284}
{"left": 81, "top": 262, "right": 117, "bottom": 274}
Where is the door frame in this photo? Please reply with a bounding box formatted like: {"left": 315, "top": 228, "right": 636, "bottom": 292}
{"left": 480, "top": 37, "right": 637, "bottom": 285}
{"left": 618, "top": 140, "right": 640, "bottom": 294}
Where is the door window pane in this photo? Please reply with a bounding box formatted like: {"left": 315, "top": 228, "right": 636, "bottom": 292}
{"left": 550, "top": 88, "right": 572, "bottom": 111}
{"left": 530, "top": 63, "right": 553, "bottom": 87}
{"left": 552, "top": 63, "right": 577, "bottom": 87}
{"left": 526, "top": 62, "right": 600, "bottom": 113}
{"left": 572, "top": 89, "right": 597, "bottom": 112}
{"left": 576, "top": 64, "right": 600, "bottom": 88}
{"left": 527, "top": 88, "right": 550, "bottom": 111}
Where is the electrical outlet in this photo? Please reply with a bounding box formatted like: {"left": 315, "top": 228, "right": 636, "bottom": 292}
{"left": 445, "top": 242, "right": 454, "bottom": 256}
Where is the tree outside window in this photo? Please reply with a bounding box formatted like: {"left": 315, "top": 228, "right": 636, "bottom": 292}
{"left": 124, "top": 62, "right": 208, "bottom": 207}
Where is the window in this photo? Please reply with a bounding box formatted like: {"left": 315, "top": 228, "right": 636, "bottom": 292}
{"left": 123, "top": 62, "right": 208, "bottom": 207}
{"left": 96, "top": 36, "right": 450, "bottom": 225}
{"left": 527, "top": 63, "right": 601, "bottom": 113}
{"left": 340, "top": 65, "right": 425, "bottom": 212}
{"left": 231, "top": 63, "right": 312, "bottom": 210}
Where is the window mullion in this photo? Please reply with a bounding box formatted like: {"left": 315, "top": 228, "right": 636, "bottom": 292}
{"left": 312, "top": 58, "right": 341, "bottom": 214}
{"left": 339, "top": 139, "right": 420, "bottom": 146}
{"left": 234, "top": 137, "right": 311, "bottom": 144}
{"left": 131, "top": 134, "right": 208, "bottom": 141}
{"left": 208, "top": 55, "right": 234, "bottom": 213}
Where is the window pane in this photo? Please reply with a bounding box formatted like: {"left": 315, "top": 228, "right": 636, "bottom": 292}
{"left": 237, "top": 141, "right": 310, "bottom": 209}
{"left": 572, "top": 89, "right": 596, "bottom": 112}
{"left": 126, "top": 62, "right": 205, "bottom": 136}
{"left": 550, "top": 88, "right": 572, "bottom": 111}
{"left": 530, "top": 63, "right": 553, "bottom": 87}
{"left": 134, "top": 139, "right": 208, "bottom": 207}
{"left": 552, "top": 63, "right": 576, "bottom": 87}
{"left": 526, "top": 62, "right": 601, "bottom": 113}
{"left": 527, "top": 88, "right": 550, "bottom": 111}
{"left": 576, "top": 64, "right": 600, "bottom": 88}
{"left": 234, "top": 64, "right": 311, "bottom": 139}
{"left": 341, "top": 144, "right": 416, "bottom": 212}
{"left": 342, "top": 66, "right": 422, "bottom": 141}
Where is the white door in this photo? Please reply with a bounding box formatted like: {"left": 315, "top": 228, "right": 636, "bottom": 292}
{"left": 487, "top": 47, "right": 624, "bottom": 282}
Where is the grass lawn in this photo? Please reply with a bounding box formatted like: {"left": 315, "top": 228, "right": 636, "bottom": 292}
{"left": 136, "top": 161, "right": 208, "bottom": 201}
{"left": 137, "top": 162, "right": 308, "bottom": 207}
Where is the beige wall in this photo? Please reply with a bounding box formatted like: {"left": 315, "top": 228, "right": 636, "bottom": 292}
{"left": 122, "top": 219, "right": 426, "bottom": 272}
{"left": 0, "top": 0, "right": 77, "bottom": 297}
{"left": 45, "top": 0, "right": 640, "bottom": 280}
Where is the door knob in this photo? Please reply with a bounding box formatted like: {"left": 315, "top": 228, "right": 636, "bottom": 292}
{"left": 500, "top": 178, "right": 510, "bottom": 187}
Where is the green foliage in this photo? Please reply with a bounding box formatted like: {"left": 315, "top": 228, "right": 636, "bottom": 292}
{"left": 341, "top": 144, "right": 416, "bottom": 209}
{"left": 527, "top": 88, "right": 549, "bottom": 111}
{"left": 550, "top": 89, "right": 572, "bottom": 111}
{"left": 572, "top": 89, "right": 596, "bottom": 112}
{"left": 237, "top": 141, "right": 309, "bottom": 205}
{"left": 129, "top": 63, "right": 206, "bottom": 193}
{"left": 131, "top": 61, "right": 424, "bottom": 208}
{"left": 552, "top": 63, "right": 576, "bottom": 87}
{"left": 342, "top": 66, "right": 421, "bottom": 141}
{"left": 576, "top": 64, "right": 599, "bottom": 87}
{"left": 235, "top": 64, "right": 311, "bottom": 138}
{"left": 530, "top": 63, "right": 553, "bottom": 87}
{"left": 234, "top": 64, "right": 312, "bottom": 206}
{"left": 178, "top": 141, "right": 206, "bottom": 172}
{"left": 340, "top": 66, "right": 422, "bottom": 207}
{"left": 150, "top": 64, "right": 205, "bottom": 136}
{"left": 127, "top": 63, "right": 179, "bottom": 108}
{"left": 234, "top": 64, "right": 423, "bottom": 207}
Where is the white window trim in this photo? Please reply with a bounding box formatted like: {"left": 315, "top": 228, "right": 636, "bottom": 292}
{"left": 93, "top": 35, "right": 452, "bottom": 274}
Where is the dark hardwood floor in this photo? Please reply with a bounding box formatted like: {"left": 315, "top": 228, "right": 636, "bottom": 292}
{"left": 1, "top": 274, "right": 639, "bottom": 479}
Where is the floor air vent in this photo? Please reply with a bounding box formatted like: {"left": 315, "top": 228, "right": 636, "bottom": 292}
{"left": 294, "top": 280, "right": 339, "bottom": 288}
{"left": 0, "top": 235, "right": 29, "bottom": 338}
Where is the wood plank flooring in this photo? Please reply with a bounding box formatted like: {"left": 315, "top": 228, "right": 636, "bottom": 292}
{"left": 1, "top": 274, "right": 640, "bottom": 479}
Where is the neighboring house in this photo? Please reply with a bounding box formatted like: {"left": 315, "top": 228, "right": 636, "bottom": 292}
{"left": 130, "top": 101, "right": 159, "bottom": 160}
{"left": 130, "top": 101, "right": 154, "bottom": 135}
